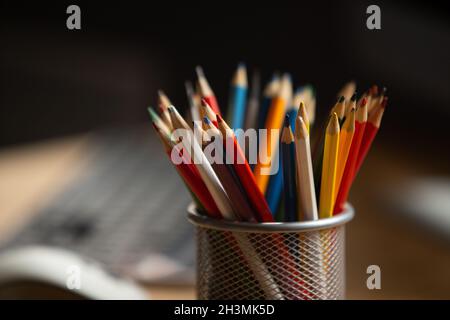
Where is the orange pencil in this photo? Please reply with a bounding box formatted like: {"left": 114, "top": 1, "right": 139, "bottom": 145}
{"left": 333, "top": 98, "right": 368, "bottom": 214}
{"left": 253, "top": 74, "right": 292, "bottom": 194}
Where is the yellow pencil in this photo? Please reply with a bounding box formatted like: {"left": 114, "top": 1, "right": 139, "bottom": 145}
{"left": 331, "top": 96, "right": 346, "bottom": 124}
{"left": 319, "top": 113, "right": 340, "bottom": 219}
{"left": 334, "top": 108, "right": 355, "bottom": 198}
{"left": 254, "top": 73, "right": 292, "bottom": 194}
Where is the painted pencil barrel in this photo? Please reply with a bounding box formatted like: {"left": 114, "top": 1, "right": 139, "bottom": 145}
{"left": 188, "top": 203, "right": 354, "bottom": 300}
{"left": 230, "top": 86, "right": 247, "bottom": 130}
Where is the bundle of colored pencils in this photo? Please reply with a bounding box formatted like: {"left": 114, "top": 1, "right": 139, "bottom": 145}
{"left": 149, "top": 64, "right": 387, "bottom": 223}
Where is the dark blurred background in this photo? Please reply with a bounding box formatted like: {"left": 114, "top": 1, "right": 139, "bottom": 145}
{"left": 1, "top": 0, "right": 450, "bottom": 299}
{"left": 1, "top": 0, "right": 449, "bottom": 152}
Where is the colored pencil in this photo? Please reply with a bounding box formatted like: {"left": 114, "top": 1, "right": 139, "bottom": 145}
{"left": 196, "top": 66, "right": 221, "bottom": 115}
{"left": 185, "top": 81, "right": 201, "bottom": 124}
{"left": 293, "top": 85, "right": 316, "bottom": 127}
{"left": 147, "top": 107, "right": 171, "bottom": 137}
{"left": 333, "top": 99, "right": 368, "bottom": 214}
{"left": 332, "top": 96, "right": 346, "bottom": 126}
{"left": 368, "top": 87, "right": 387, "bottom": 116}
{"left": 312, "top": 113, "right": 330, "bottom": 200}
{"left": 319, "top": 113, "right": 340, "bottom": 219}
{"left": 344, "top": 92, "right": 357, "bottom": 118}
{"left": 201, "top": 118, "right": 258, "bottom": 222}
{"left": 294, "top": 115, "right": 318, "bottom": 221}
{"left": 337, "top": 81, "right": 356, "bottom": 101}
{"left": 244, "top": 69, "right": 261, "bottom": 130}
{"left": 151, "top": 121, "right": 221, "bottom": 218}
{"left": 334, "top": 107, "right": 355, "bottom": 197}
{"left": 258, "top": 73, "right": 280, "bottom": 130}
{"left": 227, "top": 63, "right": 248, "bottom": 130}
{"left": 354, "top": 97, "right": 387, "bottom": 176}
{"left": 200, "top": 98, "right": 218, "bottom": 128}
{"left": 297, "top": 102, "right": 310, "bottom": 133}
{"left": 265, "top": 96, "right": 298, "bottom": 215}
{"left": 281, "top": 116, "right": 297, "bottom": 222}
{"left": 157, "top": 90, "right": 174, "bottom": 130}
{"left": 254, "top": 73, "right": 292, "bottom": 194}
{"left": 162, "top": 109, "right": 283, "bottom": 299}
{"left": 216, "top": 114, "right": 274, "bottom": 222}
{"left": 168, "top": 105, "right": 235, "bottom": 220}
{"left": 168, "top": 105, "right": 191, "bottom": 131}
{"left": 312, "top": 96, "right": 344, "bottom": 198}
{"left": 215, "top": 117, "right": 306, "bottom": 298}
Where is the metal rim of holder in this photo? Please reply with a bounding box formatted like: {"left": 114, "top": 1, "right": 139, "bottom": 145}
{"left": 187, "top": 203, "right": 354, "bottom": 233}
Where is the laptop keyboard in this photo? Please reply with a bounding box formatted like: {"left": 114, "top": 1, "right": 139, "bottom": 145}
{"left": 0, "top": 126, "right": 195, "bottom": 284}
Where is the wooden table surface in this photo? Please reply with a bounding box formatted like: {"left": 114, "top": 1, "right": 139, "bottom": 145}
{"left": 0, "top": 135, "right": 449, "bottom": 299}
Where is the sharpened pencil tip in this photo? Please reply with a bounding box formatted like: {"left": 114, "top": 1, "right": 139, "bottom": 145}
{"left": 338, "top": 96, "right": 345, "bottom": 103}
{"left": 370, "top": 85, "right": 379, "bottom": 96}
{"left": 147, "top": 107, "right": 157, "bottom": 120}
{"left": 381, "top": 97, "right": 388, "bottom": 108}
{"left": 284, "top": 114, "right": 291, "bottom": 127}
{"left": 361, "top": 97, "right": 368, "bottom": 106}
{"left": 351, "top": 92, "right": 357, "bottom": 101}
{"left": 195, "top": 66, "right": 205, "bottom": 78}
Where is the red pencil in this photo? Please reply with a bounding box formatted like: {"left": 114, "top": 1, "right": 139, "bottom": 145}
{"left": 216, "top": 114, "right": 274, "bottom": 222}
{"left": 151, "top": 122, "right": 221, "bottom": 218}
{"left": 196, "top": 66, "right": 222, "bottom": 115}
{"left": 200, "top": 98, "right": 219, "bottom": 128}
{"left": 354, "top": 97, "right": 387, "bottom": 176}
{"left": 333, "top": 98, "right": 368, "bottom": 214}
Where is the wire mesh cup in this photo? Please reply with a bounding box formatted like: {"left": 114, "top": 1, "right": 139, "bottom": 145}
{"left": 187, "top": 203, "right": 354, "bottom": 300}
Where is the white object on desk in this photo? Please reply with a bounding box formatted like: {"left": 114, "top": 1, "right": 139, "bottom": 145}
{"left": 0, "top": 246, "right": 148, "bottom": 300}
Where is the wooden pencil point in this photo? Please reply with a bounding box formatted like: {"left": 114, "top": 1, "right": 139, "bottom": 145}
{"left": 328, "top": 113, "right": 340, "bottom": 134}
{"left": 356, "top": 102, "right": 368, "bottom": 122}
{"left": 295, "top": 116, "right": 308, "bottom": 139}
{"left": 195, "top": 66, "right": 205, "bottom": 79}
{"left": 343, "top": 108, "right": 356, "bottom": 131}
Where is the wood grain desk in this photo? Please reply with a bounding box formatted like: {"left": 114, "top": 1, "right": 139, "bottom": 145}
{"left": 0, "top": 135, "right": 449, "bottom": 299}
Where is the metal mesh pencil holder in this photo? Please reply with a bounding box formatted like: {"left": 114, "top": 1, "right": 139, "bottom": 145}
{"left": 188, "top": 203, "right": 354, "bottom": 300}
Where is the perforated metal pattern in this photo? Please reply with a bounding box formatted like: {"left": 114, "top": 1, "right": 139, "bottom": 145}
{"left": 195, "top": 226, "right": 346, "bottom": 300}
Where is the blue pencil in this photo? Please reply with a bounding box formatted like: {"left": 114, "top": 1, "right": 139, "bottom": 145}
{"left": 227, "top": 63, "right": 248, "bottom": 130}
{"left": 265, "top": 147, "right": 283, "bottom": 214}
{"left": 281, "top": 115, "right": 297, "bottom": 222}
{"left": 265, "top": 102, "right": 298, "bottom": 214}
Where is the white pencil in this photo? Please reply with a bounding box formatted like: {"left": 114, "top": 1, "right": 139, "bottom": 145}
{"left": 294, "top": 115, "right": 318, "bottom": 221}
